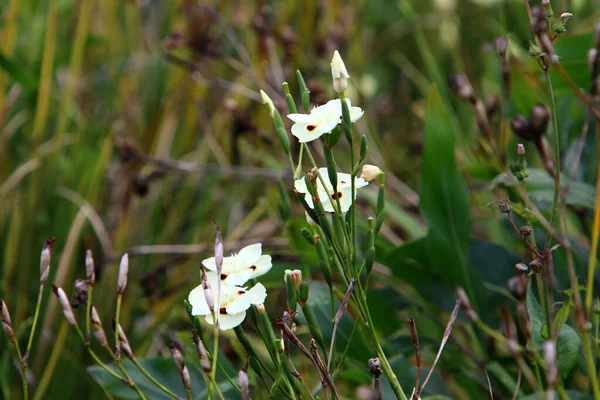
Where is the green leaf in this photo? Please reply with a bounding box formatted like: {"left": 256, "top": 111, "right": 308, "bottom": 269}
{"left": 420, "top": 86, "right": 478, "bottom": 309}
{"left": 88, "top": 358, "right": 223, "bottom": 400}
{"left": 526, "top": 280, "right": 581, "bottom": 376}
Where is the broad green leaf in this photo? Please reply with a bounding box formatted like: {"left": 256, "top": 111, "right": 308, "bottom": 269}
{"left": 420, "top": 86, "right": 478, "bottom": 309}
{"left": 526, "top": 280, "right": 581, "bottom": 376}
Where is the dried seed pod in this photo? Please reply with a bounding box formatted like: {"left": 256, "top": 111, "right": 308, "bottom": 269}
{"left": 519, "top": 225, "right": 533, "bottom": 238}
{"left": 90, "top": 307, "right": 108, "bottom": 348}
{"left": 529, "top": 105, "right": 550, "bottom": 137}
{"left": 515, "top": 263, "right": 530, "bottom": 275}
{"left": 507, "top": 276, "right": 527, "bottom": 300}
{"left": 40, "top": 238, "right": 55, "bottom": 285}
{"left": 447, "top": 74, "right": 474, "bottom": 102}
{"left": 0, "top": 300, "right": 15, "bottom": 341}
{"left": 71, "top": 279, "right": 89, "bottom": 309}
{"left": 511, "top": 115, "right": 534, "bottom": 141}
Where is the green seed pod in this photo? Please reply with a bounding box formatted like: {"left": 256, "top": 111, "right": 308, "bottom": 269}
{"left": 296, "top": 70, "right": 310, "bottom": 112}
{"left": 283, "top": 358, "right": 304, "bottom": 394}
{"left": 233, "top": 326, "right": 265, "bottom": 379}
{"left": 282, "top": 82, "right": 297, "bottom": 114}
{"left": 340, "top": 96, "right": 352, "bottom": 143}
{"left": 298, "top": 281, "right": 309, "bottom": 305}
{"left": 257, "top": 305, "right": 278, "bottom": 363}
{"left": 332, "top": 215, "right": 348, "bottom": 254}
{"left": 359, "top": 135, "right": 368, "bottom": 162}
{"left": 364, "top": 247, "right": 375, "bottom": 275}
{"left": 276, "top": 127, "right": 290, "bottom": 155}
{"left": 315, "top": 238, "right": 333, "bottom": 289}
{"left": 375, "top": 173, "right": 385, "bottom": 233}
{"left": 301, "top": 228, "right": 316, "bottom": 245}
{"left": 285, "top": 274, "right": 298, "bottom": 311}
{"left": 301, "top": 303, "right": 326, "bottom": 352}
{"left": 324, "top": 125, "right": 342, "bottom": 148}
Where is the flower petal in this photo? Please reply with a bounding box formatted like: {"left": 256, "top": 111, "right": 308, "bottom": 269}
{"left": 287, "top": 113, "right": 312, "bottom": 123}
{"left": 349, "top": 106, "right": 364, "bottom": 123}
{"left": 188, "top": 284, "right": 211, "bottom": 316}
{"left": 205, "top": 311, "right": 246, "bottom": 331}
{"left": 221, "top": 270, "right": 254, "bottom": 286}
{"left": 236, "top": 244, "right": 262, "bottom": 266}
{"left": 294, "top": 178, "right": 308, "bottom": 194}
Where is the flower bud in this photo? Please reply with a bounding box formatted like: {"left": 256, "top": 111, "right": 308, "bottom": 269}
{"left": 170, "top": 342, "right": 191, "bottom": 391}
{"left": 544, "top": 340, "right": 557, "bottom": 386}
{"left": 40, "top": 238, "right": 55, "bottom": 285}
{"left": 260, "top": 90, "right": 275, "bottom": 115}
{"left": 86, "top": 249, "right": 95, "bottom": 285}
{"left": 447, "top": 74, "right": 474, "bottom": 101}
{"left": 560, "top": 12, "right": 572, "bottom": 23}
{"left": 117, "top": 253, "right": 129, "bottom": 295}
{"left": 52, "top": 285, "right": 77, "bottom": 326}
{"left": 361, "top": 164, "right": 383, "bottom": 183}
{"left": 494, "top": 37, "right": 508, "bottom": 58}
{"left": 239, "top": 363, "right": 250, "bottom": 400}
{"left": 201, "top": 268, "right": 215, "bottom": 312}
{"left": 529, "top": 41, "right": 542, "bottom": 58}
{"left": 0, "top": 300, "right": 15, "bottom": 340}
{"left": 284, "top": 270, "right": 303, "bottom": 291}
{"left": 515, "top": 263, "right": 530, "bottom": 275}
{"left": 91, "top": 307, "right": 108, "bottom": 348}
{"left": 331, "top": 50, "right": 350, "bottom": 93}
{"left": 192, "top": 330, "right": 211, "bottom": 374}
{"left": 517, "top": 143, "right": 525, "bottom": 155}
{"left": 117, "top": 324, "right": 134, "bottom": 360}
{"left": 368, "top": 358, "right": 382, "bottom": 377}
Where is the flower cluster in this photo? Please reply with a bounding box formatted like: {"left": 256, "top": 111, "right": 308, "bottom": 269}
{"left": 188, "top": 243, "right": 271, "bottom": 330}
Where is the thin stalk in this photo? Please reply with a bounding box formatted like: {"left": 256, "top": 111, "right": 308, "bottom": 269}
{"left": 25, "top": 284, "right": 45, "bottom": 356}
{"left": 585, "top": 122, "right": 600, "bottom": 313}
{"left": 114, "top": 295, "right": 122, "bottom": 349}
{"left": 10, "top": 337, "right": 27, "bottom": 399}
{"left": 85, "top": 285, "right": 93, "bottom": 342}
{"left": 542, "top": 69, "right": 560, "bottom": 252}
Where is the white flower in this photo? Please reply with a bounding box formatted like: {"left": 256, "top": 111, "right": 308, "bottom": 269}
{"left": 188, "top": 272, "right": 267, "bottom": 330}
{"left": 294, "top": 167, "right": 368, "bottom": 213}
{"left": 287, "top": 99, "right": 364, "bottom": 143}
{"left": 331, "top": 50, "right": 349, "bottom": 93}
{"left": 202, "top": 243, "right": 272, "bottom": 286}
{"left": 360, "top": 164, "right": 383, "bottom": 183}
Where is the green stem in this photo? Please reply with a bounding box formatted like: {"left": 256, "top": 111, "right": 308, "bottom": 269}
{"left": 10, "top": 338, "right": 27, "bottom": 400}
{"left": 543, "top": 68, "right": 560, "bottom": 252}
{"left": 26, "top": 285, "right": 45, "bottom": 357}
{"left": 114, "top": 295, "right": 122, "bottom": 349}
{"left": 85, "top": 285, "right": 93, "bottom": 343}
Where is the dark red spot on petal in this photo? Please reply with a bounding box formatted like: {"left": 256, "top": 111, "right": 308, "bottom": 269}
{"left": 238, "top": 291, "right": 245, "bottom": 295}
{"left": 220, "top": 274, "right": 228, "bottom": 280}
{"left": 307, "top": 125, "right": 317, "bottom": 132}
{"left": 250, "top": 265, "right": 257, "bottom": 271}
{"left": 219, "top": 307, "right": 227, "bottom": 315}
{"left": 338, "top": 191, "right": 343, "bottom": 198}
{"left": 341, "top": 180, "right": 346, "bottom": 184}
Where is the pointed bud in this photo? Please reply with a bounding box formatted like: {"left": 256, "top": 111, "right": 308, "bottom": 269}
{"left": 117, "top": 324, "right": 134, "bottom": 360}
{"left": 361, "top": 164, "right": 383, "bottom": 183}
{"left": 544, "top": 340, "right": 557, "bottom": 386}
{"left": 0, "top": 300, "right": 15, "bottom": 340}
{"left": 331, "top": 50, "right": 350, "bottom": 93}
{"left": 260, "top": 90, "right": 275, "bottom": 115}
{"left": 90, "top": 307, "right": 108, "bottom": 347}
{"left": 201, "top": 268, "right": 215, "bottom": 312}
{"left": 192, "top": 330, "right": 211, "bottom": 374}
{"left": 589, "top": 49, "right": 598, "bottom": 71}
{"left": 517, "top": 143, "right": 525, "bottom": 155}
{"left": 494, "top": 37, "right": 508, "bottom": 58}
{"left": 448, "top": 74, "right": 474, "bottom": 101}
{"left": 239, "top": 361, "right": 250, "bottom": 400}
{"left": 214, "top": 224, "right": 224, "bottom": 277}
{"left": 117, "top": 254, "right": 129, "bottom": 295}
{"left": 40, "top": 238, "right": 55, "bottom": 285}
{"left": 86, "top": 250, "right": 95, "bottom": 285}
{"left": 52, "top": 285, "right": 77, "bottom": 326}
{"left": 170, "top": 342, "right": 191, "bottom": 391}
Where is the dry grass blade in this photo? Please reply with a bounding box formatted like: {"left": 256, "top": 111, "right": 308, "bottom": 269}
{"left": 327, "top": 278, "right": 356, "bottom": 371}
{"left": 484, "top": 368, "right": 493, "bottom": 399}
{"left": 407, "top": 317, "right": 422, "bottom": 394}
{"left": 512, "top": 371, "right": 522, "bottom": 400}
{"left": 418, "top": 299, "right": 460, "bottom": 397}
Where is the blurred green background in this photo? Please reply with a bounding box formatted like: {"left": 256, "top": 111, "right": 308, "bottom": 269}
{"left": 2, "top": 0, "right": 600, "bottom": 398}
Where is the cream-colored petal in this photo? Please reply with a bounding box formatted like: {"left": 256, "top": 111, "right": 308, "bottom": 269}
{"left": 205, "top": 311, "right": 246, "bottom": 331}
{"left": 237, "top": 243, "right": 262, "bottom": 266}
